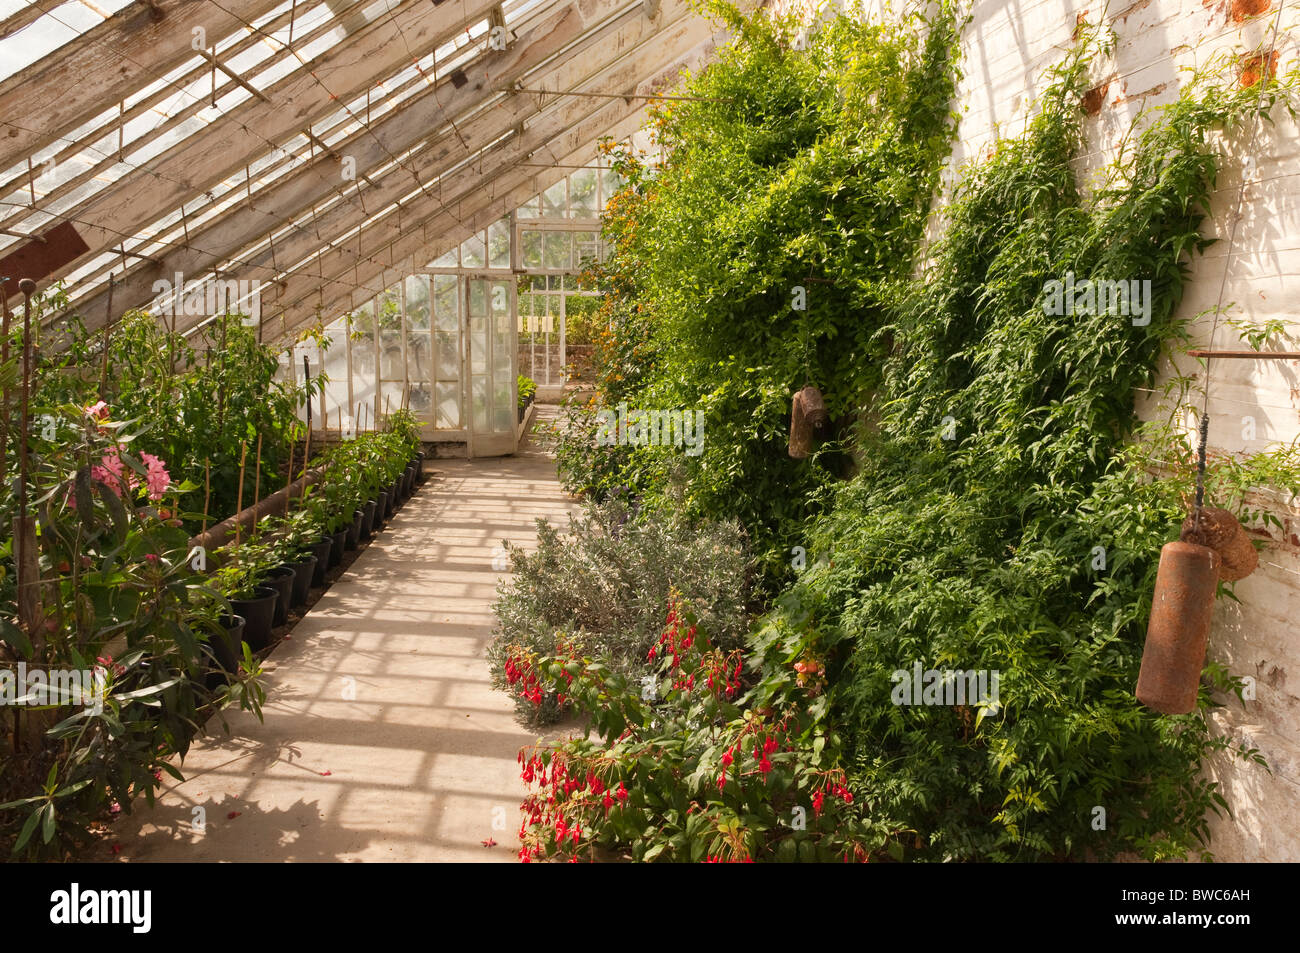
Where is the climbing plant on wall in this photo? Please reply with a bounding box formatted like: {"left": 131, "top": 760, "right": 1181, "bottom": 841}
{"left": 563, "top": 1, "right": 964, "bottom": 580}
{"left": 525, "top": 7, "right": 1300, "bottom": 861}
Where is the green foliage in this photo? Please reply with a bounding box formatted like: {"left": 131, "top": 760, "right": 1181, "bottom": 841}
{"left": 513, "top": 599, "right": 899, "bottom": 862}
{"left": 517, "top": 375, "right": 537, "bottom": 409}
{"left": 759, "top": 49, "right": 1300, "bottom": 861}
{"left": 35, "top": 310, "right": 319, "bottom": 532}
{"left": 488, "top": 498, "right": 753, "bottom": 725}
{"left": 0, "top": 391, "right": 265, "bottom": 858}
{"left": 521, "top": 11, "right": 1300, "bottom": 863}
{"left": 560, "top": 2, "right": 963, "bottom": 578}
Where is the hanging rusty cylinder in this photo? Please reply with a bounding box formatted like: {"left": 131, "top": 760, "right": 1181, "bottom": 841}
{"left": 788, "top": 385, "right": 829, "bottom": 459}
{"left": 1179, "top": 506, "right": 1258, "bottom": 582}
{"left": 1136, "top": 541, "right": 1221, "bottom": 714}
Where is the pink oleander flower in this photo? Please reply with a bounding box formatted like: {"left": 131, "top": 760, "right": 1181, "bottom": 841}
{"left": 85, "top": 400, "right": 110, "bottom": 421}
{"left": 139, "top": 452, "right": 170, "bottom": 501}
{"left": 90, "top": 447, "right": 128, "bottom": 497}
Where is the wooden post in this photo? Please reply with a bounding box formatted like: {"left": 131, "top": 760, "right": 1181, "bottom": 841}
{"left": 1, "top": 297, "right": 10, "bottom": 482}
{"left": 15, "top": 280, "right": 43, "bottom": 651}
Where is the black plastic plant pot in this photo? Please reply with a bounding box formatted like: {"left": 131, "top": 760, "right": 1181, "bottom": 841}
{"left": 347, "top": 510, "right": 362, "bottom": 550}
{"left": 414, "top": 453, "right": 426, "bottom": 484}
{"left": 311, "top": 537, "right": 334, "bottom": 587}
{"left": 330, "top": 528, "right": 347, "bottom": 566}
{"left": 210, "top": 614, "right": 246, "bottom": 675}
{"left": 289, "top": 556, "right": 316, "bottom": 607}
{"left": 375, "top": 490, "right": 389, "bottom": 527}
{"left": 361, "top": 500, "right": 377, "bottom": 539}
{"left": 230, "top": 586, "right": 277, "bottom": 651}
{"left": 265, "top": 566, "right": 295, "bottom": 626}
{"left": 405, "top": 464, "right": 417, "bottom": 495}
{"left": 386, "top": 482, "right": 399, "bottom": 516}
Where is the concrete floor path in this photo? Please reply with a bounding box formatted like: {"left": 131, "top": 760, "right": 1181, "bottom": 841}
{"left": 108, "top": 409, "right": 577, "bottom": 862}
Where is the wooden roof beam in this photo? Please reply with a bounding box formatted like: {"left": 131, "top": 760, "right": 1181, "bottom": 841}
{"left": 0, "top": 0, "right": 289, "bottom": 172}
{"left": 60, "top": 0, "right": 695, "bottom": 327}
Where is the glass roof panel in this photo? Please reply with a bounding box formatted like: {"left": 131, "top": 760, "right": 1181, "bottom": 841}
{"left": 0, "top": 0, "right": 136, "bottom": 83}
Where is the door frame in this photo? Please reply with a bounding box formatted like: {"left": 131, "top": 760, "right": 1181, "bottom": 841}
{"left": 460, "top": 272, "right": 518, "bottom": 458}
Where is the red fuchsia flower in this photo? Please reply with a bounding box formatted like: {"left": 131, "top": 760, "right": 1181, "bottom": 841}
{"left": 813, "top": 789, "right": 825, "bottom": 816}
{"left": 716, "top": 772, "right": 727, "bottom": 792}
{"left": 759, "top": 757, "right": 773, "bottom": 776}
{"left": 602, "top": 792, "right": 614, "bottom": 813}
{"left": 615, "top": 782, "right": 629, "bottom": 804}
{"left": 763, "top": 736, "right": 778, "bottom": 755}
{"left": 647, "top": 646, "right": 656, "bottom": 662}
{"left": 721, "top": 747, "right": 734, "bottom": 768}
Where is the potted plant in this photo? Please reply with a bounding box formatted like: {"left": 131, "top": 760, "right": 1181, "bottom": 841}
{"left": 212, "top": 548, "right": 279, "bottom": 650}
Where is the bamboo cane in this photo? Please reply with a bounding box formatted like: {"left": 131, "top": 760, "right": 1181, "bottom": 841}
{"left": 202, "top": 458, "right": 211, "bottom": 534}
{"left": 234, "top": 440, "right": 247, "bottom": 547}
{"left": 252, "top": 433, "right": 263, "bottom": 536}
{"left": 99, "top": 272, "right": 113, "bottom": 396}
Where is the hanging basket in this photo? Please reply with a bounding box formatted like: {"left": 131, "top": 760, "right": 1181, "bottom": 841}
{"left": 1179, "top": 506, "right": 1258, "bottom": 582}
{"left": 788, "top": 385, "right": 829, "bottom": 459}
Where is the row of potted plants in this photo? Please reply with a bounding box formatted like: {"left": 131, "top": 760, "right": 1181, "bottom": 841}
{"left": 206, "top": 414, "right": 425, "bottom": 669}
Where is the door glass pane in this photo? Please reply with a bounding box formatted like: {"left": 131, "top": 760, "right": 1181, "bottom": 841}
{"left": 470, "top": 314, "right": 487, "bottom": 375}
{"left": 436, "top": 381, "right": 460, "bottom": 429}
{"left": 472, "top": 375, "right": 489, "bottom": 432}
{"left": 494, "top": 379, "right": 512, "bottom": 431}
{"left": 493, "top": 310, "right": 512, "bottom": 377}
{"left": 435, "top": 330, "right": 459, "bottom": 380}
